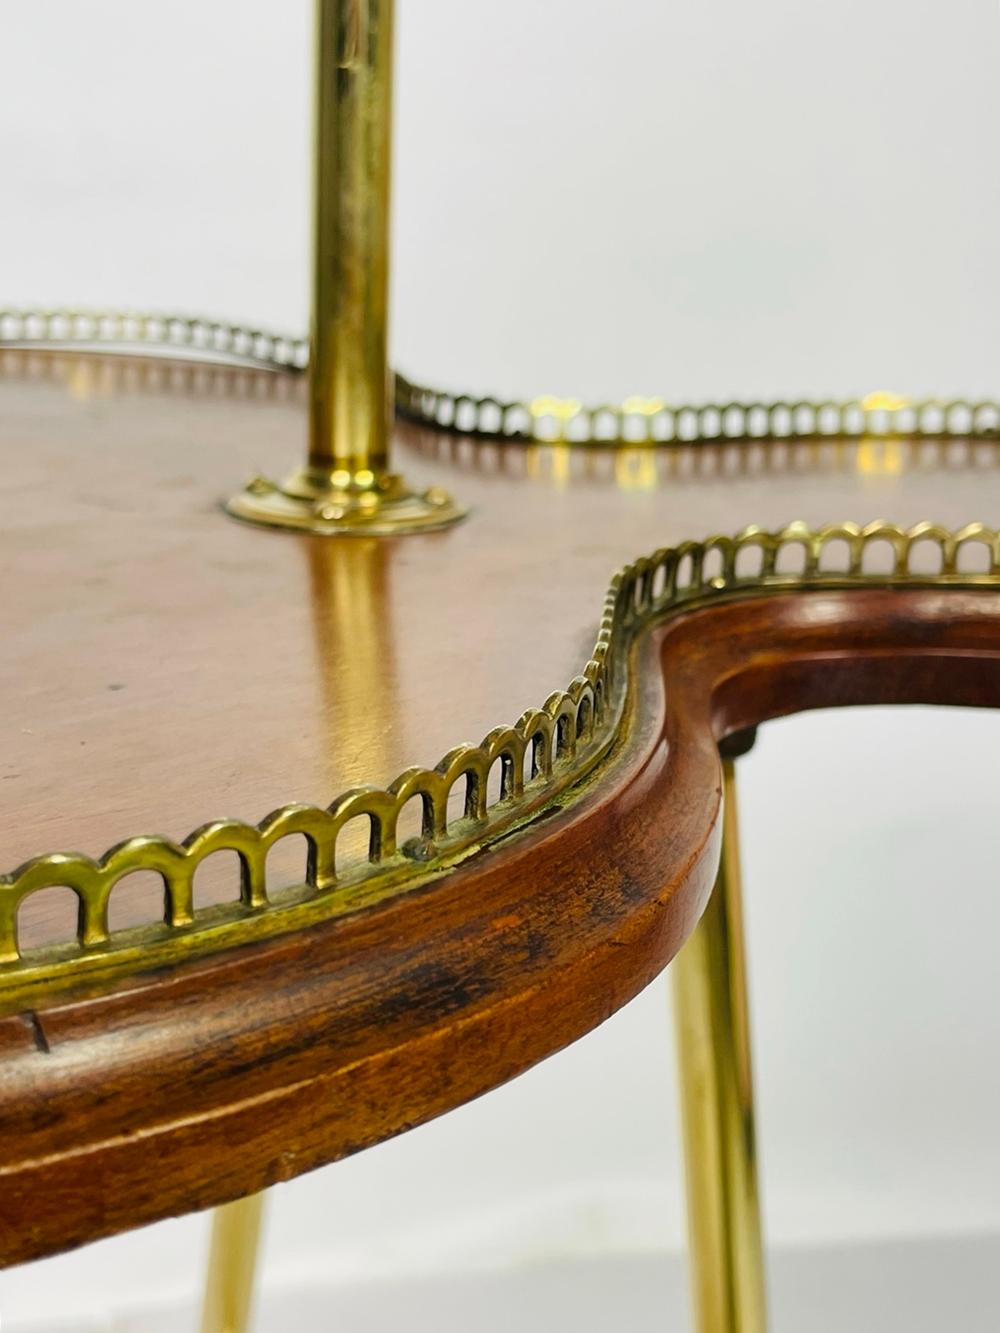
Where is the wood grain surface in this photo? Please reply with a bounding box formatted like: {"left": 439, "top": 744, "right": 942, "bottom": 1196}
{"left": 1, "top": 349, "right": 999, "bottom": 1263}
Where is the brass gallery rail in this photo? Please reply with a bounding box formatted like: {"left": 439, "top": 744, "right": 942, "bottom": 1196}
{"left": 2, "top": 519, "right": 998, "bottom": 1004}
{"left": 2, "top": 307, "right": 999, "bottom": 444}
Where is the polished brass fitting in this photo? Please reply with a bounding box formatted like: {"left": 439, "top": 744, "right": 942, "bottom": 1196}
{"left": 227, "top": 0, "right": 464, "bottom": 536}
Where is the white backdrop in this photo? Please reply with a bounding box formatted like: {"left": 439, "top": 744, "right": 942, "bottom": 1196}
{"left": 1, "top": 2, "right": 999, "bottom": 1329}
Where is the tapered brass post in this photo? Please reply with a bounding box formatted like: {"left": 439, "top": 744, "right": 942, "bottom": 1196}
{"left": 227, "top": 0, "right": 464, "bottom": 535}
{"left": 672, "top": 756, "right": 767, "bottom": 1333}
{"left": 200, "top": 1193, "right": 265, "bottom": 1333}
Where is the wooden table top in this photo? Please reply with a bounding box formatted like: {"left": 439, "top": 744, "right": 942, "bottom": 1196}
{"left": 3, "top": 351, "right": 995, "bottom": 872}
{"left": 1, "top": 347, "right": 998, "bottom": 1263}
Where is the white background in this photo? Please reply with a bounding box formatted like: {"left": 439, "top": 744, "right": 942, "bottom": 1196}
{"left": 1, "top": 2, "right": 999, "bottom": 1329}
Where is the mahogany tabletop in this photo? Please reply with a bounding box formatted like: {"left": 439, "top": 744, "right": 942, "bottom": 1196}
{"left": 1, "top": 347, "right": 998, "bottom": 1263}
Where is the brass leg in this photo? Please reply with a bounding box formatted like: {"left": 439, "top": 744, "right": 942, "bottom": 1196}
{"left": 200, "top": 1193, "right": 266, "bottom": 1333}
{"left": 672, "top": 758, "right": 767, "bottom": 1333}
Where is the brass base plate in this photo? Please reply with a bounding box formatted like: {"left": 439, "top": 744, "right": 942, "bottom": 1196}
{"left": 225, "top": 469, "right": 466, "bottom": 536}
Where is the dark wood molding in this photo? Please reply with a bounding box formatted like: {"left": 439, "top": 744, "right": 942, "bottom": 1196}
{"left": 2, "top": 586, "right": 999, "bottom": 1265}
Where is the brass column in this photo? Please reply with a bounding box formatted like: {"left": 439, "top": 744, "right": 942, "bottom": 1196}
{"left": 200, "top": 1193, "right": 265, "bottom": 1333}
{"left": 227, "top": 0, "right": 464, "bottom": 535}
{"left": 308, "top": 0, "right": 394, "bottom": 485}
{"left": 672, "top": 756, "right": 767, "bottom": 1333}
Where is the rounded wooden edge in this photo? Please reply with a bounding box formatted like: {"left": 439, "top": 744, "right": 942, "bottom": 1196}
{"left": 2, "top": 587, "right": 1000, "bottom": 1264}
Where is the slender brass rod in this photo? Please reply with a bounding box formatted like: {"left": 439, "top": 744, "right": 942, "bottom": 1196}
{"left": 200, "top": 1193, "right": 266, "bottom": 1333}
{"left": 672, "top": 759, "right": 767, "bottom": 1333}
{"left": 309, "top": 0, "right": 393, "bottom": 482}
{"left": 225, "top": 0, "right": 463, "bottom": 532}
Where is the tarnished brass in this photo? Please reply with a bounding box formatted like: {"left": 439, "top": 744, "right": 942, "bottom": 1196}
{"left": 225, "top": 0, "right": 465, "bottom": 535}
{"left": 673, "top": 759, "right": 766, "bottom": 1333}
{"left": 1, "top": 520, "right": 998, "bottom": 1007}
{"left": 3, "top": 310, "right": 998, "bottom": 447}
{"left": 201, "top": 1193, "right": 265, "bottom": 1333}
